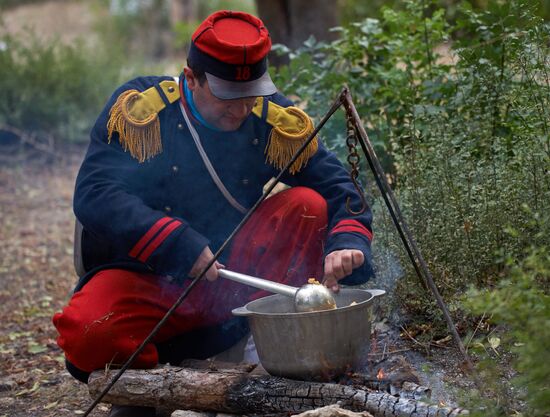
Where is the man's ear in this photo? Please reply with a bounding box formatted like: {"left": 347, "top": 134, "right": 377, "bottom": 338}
{"left": 183, "top": 67, "right": 197, "bottom": 91}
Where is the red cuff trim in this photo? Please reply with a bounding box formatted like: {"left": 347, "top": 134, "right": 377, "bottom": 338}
{"left": 330, "top": 219, "right": 373, "bottom": 241}
{"left": 138, "top": 220, "right": 183, "bottom": 262}
{"left": 129, "top": 217, "right": 173, "bottom": 258}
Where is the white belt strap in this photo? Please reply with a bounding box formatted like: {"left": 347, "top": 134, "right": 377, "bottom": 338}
{"left": 175, "top": 78, "right": 248, "bottom": 214}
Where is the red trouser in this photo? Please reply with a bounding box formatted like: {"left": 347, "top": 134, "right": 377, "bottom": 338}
{"left": 53, "top": 187, "right": 328, "bottom": 373}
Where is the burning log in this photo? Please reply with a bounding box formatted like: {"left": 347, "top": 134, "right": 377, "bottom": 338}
{"left": 392, "top": 381, "right": 432, "bottom": 401}
{"left": 88, "top": 365, "right": 469, "bottom": 417}
{"left": 343, "top": 374, "right": 431, "bottom": 402}
{"left": 341, "top": 356, "right": 431, "bottom": 402}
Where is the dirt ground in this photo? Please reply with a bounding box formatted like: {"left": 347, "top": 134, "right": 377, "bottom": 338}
{"left": 0, "top": 147, "right": 110, "bottom": 417}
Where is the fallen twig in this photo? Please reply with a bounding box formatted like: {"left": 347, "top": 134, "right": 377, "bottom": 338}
{"left": 367, "top": 348, "right": 411, "bottom": 357}
{"left": 465, "top": 312, "right": 487, "bottom": 350}
{"left": 0, "top": 124, "right": 57, "bottom": 161}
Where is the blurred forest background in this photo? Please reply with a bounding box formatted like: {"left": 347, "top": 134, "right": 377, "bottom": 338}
{"left": 0, "top": 0, "right": 549, "bottom": 416}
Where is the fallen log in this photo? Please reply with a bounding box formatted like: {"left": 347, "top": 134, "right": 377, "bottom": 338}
{"left": 89, "top": 365, "right": 468, "bottom": 417}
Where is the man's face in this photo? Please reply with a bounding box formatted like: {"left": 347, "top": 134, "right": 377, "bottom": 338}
{"left": 184, "top": 68, "right": 257, "bottom": 132}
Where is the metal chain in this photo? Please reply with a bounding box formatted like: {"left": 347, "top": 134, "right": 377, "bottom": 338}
{"left": 345, "top": 113, "right": 367, "bottom": 215}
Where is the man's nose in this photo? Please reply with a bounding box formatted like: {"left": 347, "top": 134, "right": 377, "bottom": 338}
{"left": 229, "top": 99, "right": 252, "bottom": 118}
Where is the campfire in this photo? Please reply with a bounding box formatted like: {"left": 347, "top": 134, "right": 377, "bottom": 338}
{"left": 87, "top": 328, "right": 469, "bottom": 417}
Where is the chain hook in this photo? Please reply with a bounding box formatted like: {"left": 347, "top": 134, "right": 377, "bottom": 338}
{"left": 345, "top": 115, "right": 368, "bottom": 215}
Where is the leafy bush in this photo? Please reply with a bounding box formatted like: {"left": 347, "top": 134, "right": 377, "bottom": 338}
{"left": 272, "top": 0, "right": 550, "bottom": 326}
{"left": 462, "top": 237, "right": 550, "bottom": 416}
{"left": 339, "top": 0, "right": 550, "bottom": 24}
{"left": 0, "top": 0, "right": 44, "bottom": 11}
{"left": 0, "top": 29, "right": 129, "bottom": 143}
{"left": 392, "top": 0, "right": 549, "bottom": 319}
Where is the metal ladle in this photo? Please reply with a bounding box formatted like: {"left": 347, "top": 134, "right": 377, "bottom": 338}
{"left": 218, "top": 269, "right": 337, "bottom": 313}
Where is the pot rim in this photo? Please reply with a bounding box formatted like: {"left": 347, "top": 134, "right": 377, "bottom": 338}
{"left": 232, "top": 288, "right": 385, "bottom": 317}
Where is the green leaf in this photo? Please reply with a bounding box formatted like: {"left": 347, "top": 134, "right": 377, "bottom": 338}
{"left": 44, "top": 401, "right": 58, "bottom": 410}
{"left": 27, "top": 343, "right": 48, "bottom": 354}
{"left": 488, "top": 336, "right": 501, "bottom": 351}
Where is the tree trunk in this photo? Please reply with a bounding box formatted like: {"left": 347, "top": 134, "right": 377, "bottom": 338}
{"left": 88, "top": 365, "right": 469, "bottom": 417}
{"left": 170, "top": 0, "right": 197, "bottom": 25}
{"left": 145, "top": 0, "right": 170, "bottom": 59}
{"left": 255, "top": 0, "right": 340, "bottom": 66}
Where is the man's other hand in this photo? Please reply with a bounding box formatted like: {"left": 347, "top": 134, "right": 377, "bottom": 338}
{"left": 323, "top": 249, "right": 365, "bottom": 292}
{"left": 189, "top": 247, "right": 223, "bottom": 281}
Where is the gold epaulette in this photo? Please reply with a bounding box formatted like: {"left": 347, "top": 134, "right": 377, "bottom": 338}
{"left": 107, "top": 80, "right": 180, "bottom": 162}
{"left": 252, "top": 97, "right": 318, "bottom": 174}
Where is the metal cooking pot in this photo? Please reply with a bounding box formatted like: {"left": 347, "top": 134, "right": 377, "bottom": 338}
{"left": 232, "top": 288, "right": 385, "bottom": 381}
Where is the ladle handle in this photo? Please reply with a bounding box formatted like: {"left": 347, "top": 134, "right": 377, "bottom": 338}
{"left": 369, "top": 289, "right": 386, "bottom": 298}
{"left": 218, "top": 269, "right": 298, "bottom": 298}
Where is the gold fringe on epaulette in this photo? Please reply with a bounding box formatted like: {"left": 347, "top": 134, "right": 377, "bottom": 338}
{"left": 107, "top": 90, "right": 162, "bottom": 163}
{"left": 265, "top": 107, "right": 318, "bottom": 174}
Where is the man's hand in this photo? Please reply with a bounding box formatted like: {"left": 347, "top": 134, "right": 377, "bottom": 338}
{"left": 323, "top": 249, "right": 365, "bottom": 292}
{"left": 189, "top": 247, "right": 223, "bottom": 281}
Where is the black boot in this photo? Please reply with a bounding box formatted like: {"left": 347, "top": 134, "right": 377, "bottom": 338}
{"left": 109, "top": 405, "right": 156, "bottom": 417}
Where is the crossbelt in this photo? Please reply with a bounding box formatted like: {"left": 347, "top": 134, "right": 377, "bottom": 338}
{"left": 175, "top": 77, "right": 248, "bottom": 214}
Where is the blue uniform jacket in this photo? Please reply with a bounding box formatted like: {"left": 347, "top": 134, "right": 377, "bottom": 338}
{"left": 74, "top": 75, "right": 374, "bottom": 290}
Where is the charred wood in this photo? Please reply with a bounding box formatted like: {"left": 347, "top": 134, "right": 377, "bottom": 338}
{"left": 391, "top": 381, "right": 432, "bottom": 401}
{"left": 89, "top": 366, "right": 469, "bottom": 417}
{"left": 342, "top": 361, "right": 430, "bottom": 402}
{"left": 344, "top": 376, "right": 431, "bottom": 402}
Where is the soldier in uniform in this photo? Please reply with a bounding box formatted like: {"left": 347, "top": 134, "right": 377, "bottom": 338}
{"left": 53, "top": 10, "right": 374, "bottom": 417}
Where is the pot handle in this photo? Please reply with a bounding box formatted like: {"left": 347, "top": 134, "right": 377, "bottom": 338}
{"left": 368, "top": 289, "right": 386, "bottom": 299}
{"left": 232, "top": 306, "right": 252, "bottom": 317}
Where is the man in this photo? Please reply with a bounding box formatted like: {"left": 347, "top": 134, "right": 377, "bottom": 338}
{"left": 53, "top": 10, "right": 374, "bottom": 417}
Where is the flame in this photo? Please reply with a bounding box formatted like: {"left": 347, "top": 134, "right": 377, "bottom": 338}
{"left": 376, "top": 368, "right": 385, "bottom": 380}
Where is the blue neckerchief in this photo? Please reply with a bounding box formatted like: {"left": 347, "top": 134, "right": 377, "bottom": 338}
{"left": 183, "top": 78, "right": 220, "bottom": 132}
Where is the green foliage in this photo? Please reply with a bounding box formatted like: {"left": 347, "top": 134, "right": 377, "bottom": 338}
{"left": 391, "top": 0, "right": 550, "bottom": 312}
{"left": 338, "top": 0, "right": 550, "bottom": 26}
{"left": 273, "top": 0, "right": 549, "bottom": 323}
{"left": 0, "top": 0, "right": 44, "bottom": 11}
{"left": 462, "top": 240, "right": 550, "bottom": 416}
{"left": 272, "top": 1, "right": 451, "bottom": 166}
{"left": 0, "top": 28, "right": 131, "bottom": 142}
{"left": 92, "top": 0, "right": 172, "bottom": 60}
